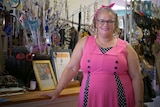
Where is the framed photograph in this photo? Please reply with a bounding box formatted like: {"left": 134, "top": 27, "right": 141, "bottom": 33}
{"left": 50, "top": 49, "right": 72, "bottom": 82}
{"left": 32, "top": 60, "right": 57, "bottom": 90}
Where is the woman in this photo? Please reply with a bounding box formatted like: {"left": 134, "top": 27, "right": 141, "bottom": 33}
{"left": 39, "top": 6, "right": 144, "bottom": 107}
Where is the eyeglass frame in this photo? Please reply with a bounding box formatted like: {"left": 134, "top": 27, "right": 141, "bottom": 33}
{"left": 96, "top": 19, "right": 115, "bottom": 26}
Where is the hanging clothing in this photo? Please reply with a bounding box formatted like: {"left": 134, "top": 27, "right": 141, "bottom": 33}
{"left": 69, "top": 27, "right": 79, "bottom": 50}
{"left": 63, "top": 26, "right": 79, "bottom": 50}
{"left": 78, "top": 12, "right": 81, "bottom": 32}
{"left": 79, "top": 36, "right": 135, "bottom": 107}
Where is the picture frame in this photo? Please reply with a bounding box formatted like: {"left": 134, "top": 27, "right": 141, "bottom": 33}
{"left": 32, "top": 60, "right": 57, "bottom": 90}
{"left": 50, "top": 49, "right": 72, "bottom": 82}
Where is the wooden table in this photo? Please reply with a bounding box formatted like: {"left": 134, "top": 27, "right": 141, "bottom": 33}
{"left": 0, "top": 81, "right": 80, "bottom": 107}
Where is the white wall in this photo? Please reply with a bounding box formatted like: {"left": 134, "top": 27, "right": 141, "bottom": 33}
{"left": 49, "top": 0, "right": 109, "bottom": 27}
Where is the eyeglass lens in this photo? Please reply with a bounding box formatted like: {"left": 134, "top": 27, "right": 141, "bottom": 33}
{"left": 97, "top": 19, "right": 115, "bottom": 25}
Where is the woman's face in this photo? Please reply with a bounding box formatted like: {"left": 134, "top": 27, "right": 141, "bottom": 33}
{"left": 96, "top": 10, "right": 115, "bottom": 36}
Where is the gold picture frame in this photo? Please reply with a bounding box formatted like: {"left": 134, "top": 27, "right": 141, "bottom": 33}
{"left": 32, "top": 60, "right": 57, "bottom": 90}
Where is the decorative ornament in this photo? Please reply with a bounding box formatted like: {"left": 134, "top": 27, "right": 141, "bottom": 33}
{"left": 7, "top": 0, "right": 20, "bottom": 8}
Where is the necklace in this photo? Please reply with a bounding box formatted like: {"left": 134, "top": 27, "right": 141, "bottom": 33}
{"left": 96, "top": 36, "right": 116, "bottom": 48}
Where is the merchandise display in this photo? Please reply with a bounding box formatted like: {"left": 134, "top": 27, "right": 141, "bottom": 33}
{"left": 0, "top": 0, "right": 160, "bottom": 107}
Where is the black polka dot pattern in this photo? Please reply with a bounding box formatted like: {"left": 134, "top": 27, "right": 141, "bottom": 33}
{"left": 99, "top": 47, "right": 112, "bottom": 54}
{"left": 83, "top": 71, "right": 90, "bottom": 107}
{"left": 114, "top": 72, "right": 127, "bottom": 107}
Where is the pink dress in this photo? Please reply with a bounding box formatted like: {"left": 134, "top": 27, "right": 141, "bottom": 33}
{"left": 79, "top": 36, "right": 135, "bottom": 107}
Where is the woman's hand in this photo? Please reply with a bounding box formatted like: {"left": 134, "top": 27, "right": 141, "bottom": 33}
{"left": 38, "top": 89, "right": 60, "bottom": 101}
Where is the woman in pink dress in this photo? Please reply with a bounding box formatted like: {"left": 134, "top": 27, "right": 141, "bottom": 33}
{"left": 39, "top": 5, "right": 144, "bottom": 107}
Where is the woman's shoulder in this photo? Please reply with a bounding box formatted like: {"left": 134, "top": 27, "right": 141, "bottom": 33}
{"left": 116, "top": 38, "right": 129, "bottom": 49}
{"left": 117, "top": 38, "right": 133, "bottom": 49}
{"left": 77, "top": 35, "right": 95, "bottom": 49}
{"left": 117, "top": 38, "right": 128, "bottom": 44}
{"left": 81, "top": 35, "right": 95, "bottom": 39}
{"left": 79, "top": 35, "right": 95, "bottom": 43}
{"left": 75, "top": 36, "right": 89, "bottom": 49}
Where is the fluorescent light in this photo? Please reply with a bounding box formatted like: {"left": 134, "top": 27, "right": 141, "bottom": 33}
{"left": 112, "top": 5, "right": 126, "bottom": 10}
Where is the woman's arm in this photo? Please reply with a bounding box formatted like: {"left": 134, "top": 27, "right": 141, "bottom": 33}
{"left": 55, "top": 36, "right": 87, "bottom": 94}
{"left": 39, "top": 36, "right": 87, "bottom": 101}
{"left": 126, "top": 43, "right": 144, "bottom": 107}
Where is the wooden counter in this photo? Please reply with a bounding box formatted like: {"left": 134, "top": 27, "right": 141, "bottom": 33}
{"left": 0, "top": 82, "right": 80, "bottom": 107}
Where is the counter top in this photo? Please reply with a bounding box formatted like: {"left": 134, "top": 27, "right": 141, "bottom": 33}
{"left": 0, "top": 82, "right": 80, "bottom": 106}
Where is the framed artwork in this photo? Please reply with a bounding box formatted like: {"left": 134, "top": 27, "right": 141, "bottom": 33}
{"left": 50, "top": 49, "right": 73, "bottom": 82}
{"left": 32, "top": 60, "right": 57, "bottom": 90}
